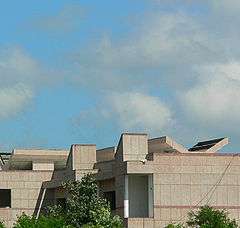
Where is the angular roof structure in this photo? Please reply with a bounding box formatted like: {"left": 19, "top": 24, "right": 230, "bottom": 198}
{"left": 188, "top": 137, "right": 228, "bottom": 153}
{"left": 148, "top": 136, "right": 188, "bottom": 153}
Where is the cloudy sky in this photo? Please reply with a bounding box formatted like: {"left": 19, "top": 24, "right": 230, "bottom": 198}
{"left": 0, "top": 0, "right": 239, "bottom": 151}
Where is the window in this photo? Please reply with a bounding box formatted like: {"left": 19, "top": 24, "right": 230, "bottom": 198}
{"left": 103, "top": 191, "right": 116, "bottom": 211}
{"left": 0, "top": 189, "right": 11, "bottom": 208}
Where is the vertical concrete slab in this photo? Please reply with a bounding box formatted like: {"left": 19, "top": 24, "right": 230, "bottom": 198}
{"left": 116, "top": 133, "right": 148, "bottom": 162}
{"left": 67, "top": 144, "right": 96, "bottom": 170}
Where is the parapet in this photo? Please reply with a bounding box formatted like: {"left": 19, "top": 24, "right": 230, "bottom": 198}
{"left": 6, "top": 149, "right": 69, "bottom": 170}
{"left": 148, "top": 136, "right": 188, "bottom": 153}
{"left": 67, "top": 144, "right": 96, "bottom": 170}
{"left": 97, "top": 147, "right": 116, "bottom": 162}
{"left": 115, "top": 133, "right": 148, "bottom": 162}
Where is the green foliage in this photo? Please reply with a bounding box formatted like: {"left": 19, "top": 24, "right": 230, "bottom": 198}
{"left": 13, "top": 213, "right": 74, "bottom": 228}
{"left": 13, "top": 214, "right": 35, "bottom": 228}
{"left": 187, "top": 206, "right": 238, "bottom": 228}
{"left": 166, "top": 206, "right": 238, "bottom": 228}
{"left": 0, "top": 219, "right": 5, "bottom": 228}
{"left": 49, "top": 174, "right": 123, "bottom": 228}
{"left": 165, "top": 224, "right": 184, "bottom": 228}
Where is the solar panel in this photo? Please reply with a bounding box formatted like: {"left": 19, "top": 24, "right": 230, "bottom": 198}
{"left": 0, "top": 152, "right": 11, "bottom": 164}
{"left": 188, "top": 138, "right": 225, "bottom": 152}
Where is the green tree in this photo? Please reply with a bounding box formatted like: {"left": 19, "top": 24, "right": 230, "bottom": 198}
{"left": 165, "top": 224, "right": 184, "bottom": 228}
{"left": 13, "top": 213, "right": 73, "bottom": 228}
{"left": 166, "top": 206, "right": 238, "bottom": 228}
{"left": 49, "top": 174, "right": 123, "bottom": 228}
{"left": 0, "top": 220, "right": 5, "bottom": 228}
{"left": 187, "top": 206, "right": 238, "bottom": 228}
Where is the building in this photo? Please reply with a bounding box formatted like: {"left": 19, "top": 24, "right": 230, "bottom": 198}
{"left": 0, "top": 133, "right": 239, "bottom": 227}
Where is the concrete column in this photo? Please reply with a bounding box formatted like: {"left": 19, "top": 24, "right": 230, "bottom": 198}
{"left": 148, "top": 174, "right": 154, "bottom": 217}
{"left": 124, "top": 175, "right": 129, "bottom": 218}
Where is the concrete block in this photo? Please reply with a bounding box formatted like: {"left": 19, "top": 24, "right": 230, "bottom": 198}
{"left": 160, "top": 185, "right": 171, "bottom": 205}
{"left": 143, "top": 219, "right": 154, "bottom": 228}
{"left": 160, "top": 208, "right": 171, "bottom": 220}
{"left": 116, "top": 133, "right": 148, "bottom": 162}
{"left": 171, "top": 208, "right": 182, "bottom": 221}
{"left": 12, "top": 199, "right": 21, "bottom": 208}
{"left": 190, "top": 185, "right": 202, "bottom": 205}
{"left": 180, "top": 174, "right": 191, "bottom": 185}
{"left": 154, "top": 184, "right": 161, "bottom": 204}
{"left": 228, "top": 186, "right": 239, "bottom": 206}
{"left": 28, "top": 200, "right": 36, "bottom": 209}
{"left": 33, "top": 162, "right": 54, "bottom": 171}
{"left": 67, "top": 144, "right": 96, "bottom": 170}
{"left": 216, "top": 186, "right": 228, "bottom": 206}
{"left": 21, "top": 200, "right": 28, "bottom": 208}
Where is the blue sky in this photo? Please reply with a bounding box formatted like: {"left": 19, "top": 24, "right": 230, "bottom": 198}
{"left": 0, "top": 0, "right": 240, "bottom": 152}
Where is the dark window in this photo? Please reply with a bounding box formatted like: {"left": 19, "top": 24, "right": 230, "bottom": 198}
{"left": 103, "top": 191, "right": 116, "bottom": 210}
{"left": 0, "top": 189, "right": 11, "bottom": 208}
{"left": 56, "top": 198, "right": 66, "bottom": 209}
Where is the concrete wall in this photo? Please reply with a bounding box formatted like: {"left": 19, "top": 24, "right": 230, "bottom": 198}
{"left": 0, "top": 171, "right": 53, "bottom": 227}
{"left": 68, "top": 145, "right": 96, "bottom": 170}
{"left": 97, "top": 147, "right": 115, "bottom": 162}
{"left": 116, "top": 134, "right": 148, "bottom": 162}
{"left": 32, "top": 162, "right": 54, "bottom": 171}
{"left": 126, "top": 153, "right": 240, "bottom": 228}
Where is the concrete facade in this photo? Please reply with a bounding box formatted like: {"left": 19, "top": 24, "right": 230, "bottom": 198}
{"left": 0, "top": 133, "right": 239, "bottom": 227}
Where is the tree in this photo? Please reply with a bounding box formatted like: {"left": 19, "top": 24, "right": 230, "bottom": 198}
{"left": 0, "top": 220, "right": 5, "bottom": 228}
{"left": 166, "top": 206, "right": 238, "bottom": 228}
{"left": 187, "top": 206, "right": 238, "bottom": 228}
{"left": 49, "top": 174, "right": 123, "bottom": 228}
{"left": 165, "top": 224, "right": 184, "bottom": 228}
{"left": 13, "top": 213, "right": 73, "bottom": 228}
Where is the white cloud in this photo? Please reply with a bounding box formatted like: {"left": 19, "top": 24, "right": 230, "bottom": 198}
{"left": 0, "top": 47, "right": 50, "bottom": 119}
{"left": 182, "top": 62, "right": 240, "bottom": 126}
{"left": 71, "top": 11, "right": 222, "bottom": 92}
{"left": 211, "top": 0, "right": 240, "bottom": 13}
{"left": 94, "top": 13, "right": 207, "bottom": 67}
{"left": 0, "top": 84, "right": 33, "bottom": 119}
{"left": 50, "top": 1, "right": 240, "bottom": 148}
{"left": 107, "top": 92, "right": 172, "bottom": 133}
{"left": 0, "top": 47, "right": 47, "bottom": 88}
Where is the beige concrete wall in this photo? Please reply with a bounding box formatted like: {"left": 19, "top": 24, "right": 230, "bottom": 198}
{"left": 97, "top": 147, "right": 115, "bottom": 162}
{"left": 32, "top": 162, "right": 54, "bottom": 171}
{"left": 68, "top": 145, "right": 96, "bottom": 170}
{"left": 150, "top": 154, "right": 240, "bottom": 227}
{"left": 116, "top": 133, "right": 148, "bottom": 162}
{"left": 0, "top": 171, "right": 53, "bottom": 227}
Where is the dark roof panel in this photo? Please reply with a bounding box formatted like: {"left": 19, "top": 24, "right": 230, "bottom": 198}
{"left": 189, "top": 138, "right": 225, "bottom": 152}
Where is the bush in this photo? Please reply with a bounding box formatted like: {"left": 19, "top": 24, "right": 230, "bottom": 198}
{"left": 187, "top": 206, "right": 238, "bottom": 228}
{"left": 166, "top": 206, "right": 238, "bottom": 228}
{"left": 48, "top": 174, "right": 123, "bottom": 228}
{"left": 0, "top": 220, "right": 5, "bottom": 228}
{"left": 165, "top": 224, "right": 184, "bottom": 228}
{"left": 13, "top": 214, "right": 35, "bottom": 228}
{"left": 13, "top": 213, "right": 74, "bottom": 228}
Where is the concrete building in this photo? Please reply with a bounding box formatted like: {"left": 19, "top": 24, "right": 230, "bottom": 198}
{"left": 0, "top": 133, "right": 240, "bottom": 227}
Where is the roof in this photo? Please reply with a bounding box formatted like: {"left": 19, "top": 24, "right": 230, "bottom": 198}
{"left": 148, "top": 136, "right": 188, "bottom": 153}
{"left": 7, "top": 149, "right": 69, "bottom": 170}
